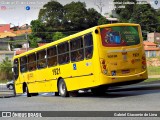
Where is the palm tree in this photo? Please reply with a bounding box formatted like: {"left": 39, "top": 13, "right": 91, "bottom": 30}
{"left": 0, "top": 57, "right": 13, "bottom": 80}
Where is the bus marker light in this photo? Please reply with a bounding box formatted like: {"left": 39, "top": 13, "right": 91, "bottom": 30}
{"left": 102, "top": 60, "right": 105, "bottom": 64}
{"left": 103, "top": 70, "right": 107, "bottom": 74}
{"left": 142, "top": 61, "right": 146, "bottom": 65}
{"left": 142, "top": 66, "right": 146, "bottom": 69}
{"left": 103, "top": 65, "right": 106, "bottom": 69}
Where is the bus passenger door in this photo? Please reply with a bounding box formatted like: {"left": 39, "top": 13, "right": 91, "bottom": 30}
{"left": 13, "top": 59, "right": 22, "bottom": 93}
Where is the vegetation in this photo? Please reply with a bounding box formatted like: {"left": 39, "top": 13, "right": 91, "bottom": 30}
{"left": 30, "top": 0, "right": 102, "bottom": 41}
{"left": 52, "top": 32, "right": 66, "bottom": 41}
{"left": 28, "top": 0, "right": 160, "bottom": 47}
{"left": 0, "top": 57, "right": 13, "bottom": 81}
{"left": 98, "top": 16, "right": 109, "bottom": 25}
{"left": 144, "top": 78, "right": 160, "bottom": 83}
{"left": 147, "top": 66, "right": 160, "bottom": 75}
{"left": 113, "top": 0, "right": 160, "bottom": 33}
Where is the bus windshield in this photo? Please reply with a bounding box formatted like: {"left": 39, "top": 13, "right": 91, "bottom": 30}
{"left": 101, "top": 26, "right": 140, "bottom": 47}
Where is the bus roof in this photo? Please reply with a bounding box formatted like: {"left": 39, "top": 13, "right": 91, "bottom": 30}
{"left": 13, "top": 23, "right": 140, "bottom": 59}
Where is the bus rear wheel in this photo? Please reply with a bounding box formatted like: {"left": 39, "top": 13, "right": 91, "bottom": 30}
{"left": 58, "top": 79, "right": 69, "bottom": 97}
{"left": 91, "top": 86, "right": 106, "bottom": 96}
{"left": 69, "top": 91, "right": 79, "bottom": 97}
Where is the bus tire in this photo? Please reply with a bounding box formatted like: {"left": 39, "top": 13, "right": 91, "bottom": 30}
{"left": 91, "top": 87, "right": 106, "bottom": 96}
{"left": 13, "top": 84, "right": 16, "bottom": 97}
{"left": 31, "top": 93, "right": 39, "bottom": 96}
{"left": 69, "top": 91, "right": 79, "bottom": 97}
{"left": 26, "top": 86, "right": 31, "bottom": 97}
{"left": 58, "top": 79, "right": 69, "bottom": 97}
{"left": 55, "top": 92, "right": 59, "bottom": 96}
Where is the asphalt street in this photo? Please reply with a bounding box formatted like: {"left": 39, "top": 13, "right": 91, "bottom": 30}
{"left": 0, "top": 82, "right": 160, "bottom": 120}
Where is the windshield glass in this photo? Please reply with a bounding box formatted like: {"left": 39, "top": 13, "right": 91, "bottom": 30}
{"left": 100, "top": 26, "right": 140, "bottom": 47}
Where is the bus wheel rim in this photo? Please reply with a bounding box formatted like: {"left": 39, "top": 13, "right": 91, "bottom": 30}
{"left": 60, "top": 82, "right": 65, "bottom": 95}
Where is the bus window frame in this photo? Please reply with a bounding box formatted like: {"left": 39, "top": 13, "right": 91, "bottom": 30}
{"left": 57, "top": 42, "right": 70, "bottom": 65}
{"left": 70, "top": 36, "right": 84, "bottom": 62}
{"left": 47, "top": 46, "right": 58, "bottom": 67}
{"left": 28, "top": 53, "right": 37, "bottom": 71}
{"left": 37, "top": 49, "right": 47, "bottom": 69}
{"left": 84, "top": 33, "right": 93, "bottom": 60}
{"left": 20, "top": 56, "right": 28, "bottom": 73}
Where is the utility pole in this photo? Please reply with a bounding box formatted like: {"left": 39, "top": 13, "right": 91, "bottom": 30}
{"left": 25, "top": 24, "right": 29, "bottom": 51}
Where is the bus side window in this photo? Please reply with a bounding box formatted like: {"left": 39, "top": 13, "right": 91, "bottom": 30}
{"left": 37, "top": 50, "right": 47, "bottom": 69}
{"left": 84, "top": 33, "right": 93, "bottom": 59}
{"left": 58, "top": 42, "right": 70, "bottom": 65}
{"left": 20, "top": 56, "right": 27, "bottom": 73}
{"left": 47, "top": 46, "right": 57, "bottom": 67}
{"left": 70, "top": 37, "right": 84, "bottom": 62}
{"left": 28, "top": 54, "right": 36, "bottom": 71}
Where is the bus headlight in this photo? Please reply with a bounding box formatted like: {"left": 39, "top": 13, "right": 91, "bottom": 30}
{"left": 103, "top": 70, "right": 107, "bottom": 75}
{"left": 142, "top": 66, "right": 146, "bottom": 69}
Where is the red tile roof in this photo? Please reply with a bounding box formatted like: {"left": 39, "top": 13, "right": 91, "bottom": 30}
{"left": 16, "top": 50, "right": 27, "bottom": 55}
{"left": 143, "top": 41, "right": 156, "bottom": 46}
{"left": 15, "top": 48, "right": 33, "bottom": 55}
{"left": 144, "top": 47, "right": 160, "bottom": 51}
{"left": 38, "top": 43, "right": 48, "bottom": 47}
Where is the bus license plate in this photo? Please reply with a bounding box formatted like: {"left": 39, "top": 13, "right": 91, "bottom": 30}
{"left": 122, "top": 69, "right": 130, "bottom": 74}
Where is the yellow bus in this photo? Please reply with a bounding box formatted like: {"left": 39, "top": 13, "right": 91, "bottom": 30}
{"left": 13, "top": 23, "right": 148, "bottom": 97}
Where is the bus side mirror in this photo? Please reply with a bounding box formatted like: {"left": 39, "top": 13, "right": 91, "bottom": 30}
{"left": 12, "top": 67, "right": 14, "bottom": 72}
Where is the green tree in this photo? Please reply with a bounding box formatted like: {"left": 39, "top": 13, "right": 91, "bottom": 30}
{"left": 157, "top": 8, "right": 160, "bottom": 32}
{"left": 52, "top": 32, "right": 66, "bottom": 41}
{"left": 114, "top": 0, "right": 158, "bottom": 32}
{"left": 38, "top": 0, "right": 64, "bottom": 30}
{"left": 131, "top": 4, "right": 158, "bottom": 32}
{"left": 114, "top": 0, "right": 137, "bottom": 22}
{"left": 0, "top": 57, "right": 12, "bottom": 80}
{"left": 31, "top": 0, "right": 103, "bottom": 42}
{"left": 63, "top": 1, "right": 89, "bottom": 30}
{"left": 30, "top": 20, "right": 46, "bottom": 39}
{"left": 98, "top": 16, "right": 109, "bottom": 25}
{"left": 87, "top": 8, "right": 102, "bottom": 27}
{"left": 29, "top": 34, "right": 40, "bottom": 48}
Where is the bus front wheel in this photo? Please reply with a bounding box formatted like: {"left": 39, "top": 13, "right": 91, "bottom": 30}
{"left": 25, "top": 86, "right": 31, "bottom": 97}
{"left": 58, "top": 79, "right": 69, "bottom": 97}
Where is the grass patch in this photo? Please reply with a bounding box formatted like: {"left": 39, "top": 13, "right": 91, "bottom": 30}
{"left": 144, "top": 78, "right": 160, "bottom": 83}
{"left": 147, "top": 66, "right": 160, "bottom": 75}
{"left": 0, "top": 80, "right": 8, "bottom": 84}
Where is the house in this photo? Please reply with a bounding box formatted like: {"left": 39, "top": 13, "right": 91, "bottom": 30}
{"left": 0, "top": 24, "right": 10, "bottom": 32}
{"left": 0, "top": 32, "right": 16, "bottom": 38}
{"left": 143, "top": 41, "right": 160, "bottom": 57}
{"left": 15, "top": 48, "right": 33, "bottom": 55}
{"left": 147, "top": 32, "right": 160, "bottom": 43}
{"left": 38, "top": 43, "right": 47, "bottom": 47}
{"left": 106, "top": 18, "right": 119, "bottom": 23}
{"left": 0, "top": 51, "right": 15, "bottom": 62}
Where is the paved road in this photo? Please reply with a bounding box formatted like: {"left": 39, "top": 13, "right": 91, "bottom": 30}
{"left": 0, "top": 84, "right": 13, "bottom": 98}
{"left": 0, "top": 83, "right": 160, "bottom": 120}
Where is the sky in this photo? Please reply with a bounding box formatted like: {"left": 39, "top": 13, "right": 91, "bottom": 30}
{"left": 0, "top": 0, "right": 160, "bottom": 26}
